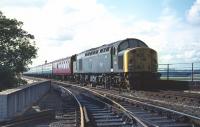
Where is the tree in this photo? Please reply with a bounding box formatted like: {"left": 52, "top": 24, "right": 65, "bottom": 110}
{"left": 0, "top": 11, "right": 37, "bottom": 89}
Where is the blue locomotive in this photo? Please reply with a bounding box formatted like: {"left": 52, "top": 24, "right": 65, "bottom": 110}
{"left": 25, "top": 38, "right": 160, "bottom": 90}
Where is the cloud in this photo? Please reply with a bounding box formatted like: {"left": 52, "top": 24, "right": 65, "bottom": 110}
{"left": 125, "top": 5, "right": 200, "bottom": 64}
{"left": 1, "top": 0, "right": 115, "bottom": 65}
{"left": 1, "top": 0, "right": 200, "bottom": 66}
{"left": 0, "top": 0, "right": 47, "bottom": 7}
{"left": 187, "top": 0, "right": 200, "bottom": 24}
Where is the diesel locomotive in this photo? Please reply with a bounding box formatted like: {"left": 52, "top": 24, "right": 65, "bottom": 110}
{"left": 24, "top": 38, "right": 160, "bottom": 90}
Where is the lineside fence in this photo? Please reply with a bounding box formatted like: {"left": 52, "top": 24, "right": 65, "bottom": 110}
{"left": 158, "top": 62, "right": 200, "bottom": 82}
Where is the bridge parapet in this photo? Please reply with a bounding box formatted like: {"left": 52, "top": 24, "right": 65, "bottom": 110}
{"left": 0, "top": 81, "right": 51, "bottom": 121}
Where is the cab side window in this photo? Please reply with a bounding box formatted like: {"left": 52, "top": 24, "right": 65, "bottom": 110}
{"left": 111, "top": 47, "right": 116, "bottom": 55}
{"left": 118, "top": 41, "right": 128, "bottom": 52}
{"left": 118, "top": 55, "right": 123, "bottom": 69}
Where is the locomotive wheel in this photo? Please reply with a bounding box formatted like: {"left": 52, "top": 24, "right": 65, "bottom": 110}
{"left": 91, "top": 83, "right": 96, "bottom": 87}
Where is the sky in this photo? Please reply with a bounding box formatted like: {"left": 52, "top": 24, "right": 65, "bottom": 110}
{"left": 0, "top": 0, "right": 200, "bottom": 66}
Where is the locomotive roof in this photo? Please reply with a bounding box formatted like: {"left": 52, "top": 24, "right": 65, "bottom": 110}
{"left": 80, "top": 38, "right": 148, "bottom": 54}
{"left": 82, "top": 40, "right": 120, "bottom": 53}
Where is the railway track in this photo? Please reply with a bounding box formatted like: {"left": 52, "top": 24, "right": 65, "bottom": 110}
{"left": 87, "top": 88, "right": 200, "bottom": 127}
{"left": 104, "top": 93, "right": 197, "bottom": 127}
{"left": 54, "top": 81, "right": 200, "bottom": 127}
{"left": 138, "top": 90, "right": 200, "bottom": 106}
{"left": 60, "top": 85, "right": 147, "bottom": 127}
{"left": 76, "top": 92, "right": 134, "bottom": 126}
{"left": 82, "top": 85, "right": 200, "bottom": 118}
{"left": 86, "top": 85, "right": 200, "bottom": 107}
{"left": 20, "top": 77, "right": 200, "bottom": 126}
{"left": 47, "top": 85, "right": 84, "bottom": 127}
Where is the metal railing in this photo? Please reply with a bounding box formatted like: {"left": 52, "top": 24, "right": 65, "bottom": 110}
{"left": 158, "top": 62, "right": 200, "bottom": 81}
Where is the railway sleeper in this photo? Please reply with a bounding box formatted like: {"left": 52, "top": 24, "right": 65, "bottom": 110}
{"left": 77, "top": 94, "right": 134, "bottom": 127}
{"left": 103, "top": 94, "right": 195, "bottom": 127}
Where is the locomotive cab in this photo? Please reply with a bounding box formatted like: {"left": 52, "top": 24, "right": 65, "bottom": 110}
{"left": 115, "top": 39, "right": 158, "bottom": 74}
{"left": 114, "top": 38, "right": 149, "bottom": 72}
{"left": 124, "top": 47, "right": 158, "bottom": 73}
{"left": 114, "top": 38, "right": 160, "bottom": 89}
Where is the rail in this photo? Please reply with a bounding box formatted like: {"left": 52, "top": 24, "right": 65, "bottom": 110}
{"left": 91, "top": 88, "right": 200, "bottom": 125}
{"left": 58, "top": 86, "right": 85, "bottom": 127}
{"left": 86, "top": 89, "right": 149, "bottom": 127}
{"left": 54, "top": 81, "right": 149, "bottom": 127}
{"left": 54, "top": 81, "right": 200, "bottom": 126}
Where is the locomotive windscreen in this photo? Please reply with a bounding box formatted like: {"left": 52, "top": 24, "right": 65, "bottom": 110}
{"left": 129, "top": 39, "right": 148, "bottom": 47}
{"left": 118, "top": 39, "right": 148, "bottom": 52}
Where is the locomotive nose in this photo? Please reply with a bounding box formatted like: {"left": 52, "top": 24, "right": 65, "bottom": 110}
{"left": 124, "top": 47, "right": 158, "bottom": 73}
